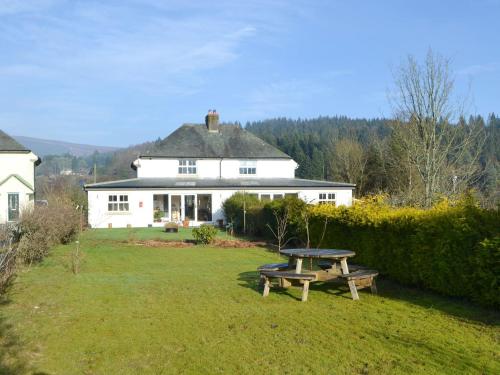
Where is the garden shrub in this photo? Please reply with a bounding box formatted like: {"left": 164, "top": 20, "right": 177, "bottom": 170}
{"left": 192, "top": 224, "right": 218, "bottom": 244}
{"left": 17, "top": 199, "right": 80, "bottom": 264}
{"left": 222, "top": 194, "right": 306, "bottom": 239}
{"left": 222, "top": 192, "right": 263, "bottom": 234}
{"left": 307, "top": 196, "right": 500, "bottom": 308}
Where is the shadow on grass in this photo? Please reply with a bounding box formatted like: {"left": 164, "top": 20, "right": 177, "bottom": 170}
{"left": 374, "top": 278, "right": 500, "bottom": 326}
{"left": 237, "top": 271, "right": 355, "bottom": 302}
{"left": 237, "top": 271, "right": 500, "bottom": 325}
{"left": 0, "top": 289, "right": 30, "bottom": 375}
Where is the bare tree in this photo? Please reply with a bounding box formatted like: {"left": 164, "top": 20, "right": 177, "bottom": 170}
{"left": 266, "top": 207, "right": 292, "bottom": 252}
{"left": 391, "top": 49, "right": 485, "bottom": 206}
{"left": 331, "top": 138, "right": 369, "bottom": 195}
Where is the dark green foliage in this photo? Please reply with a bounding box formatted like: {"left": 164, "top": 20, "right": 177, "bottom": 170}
{"left": 222, "top": 192, "right": 264, "bottom": 235}
{"left": 307, "top": 198, "right": 500, "bottom": 308}
{"left": 192, "top": 224, "right": 218, "bottom": 244}
{"left": 223, "top": 191, "right": 499, "bottom": 307}
{"left": 222, "top": 193, "right": 307, "bottom": 240}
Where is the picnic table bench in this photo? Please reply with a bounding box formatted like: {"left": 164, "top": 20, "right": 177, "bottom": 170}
{"left": 260, "top": 271, "right": 316, "bottom": 302}
{"left": 258, "top": 248, "right": 378, "bottom": 301}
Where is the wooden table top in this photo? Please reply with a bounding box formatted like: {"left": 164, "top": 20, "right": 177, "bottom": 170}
{"left": 280, "top": 248, "right": 356, "bottom": 259}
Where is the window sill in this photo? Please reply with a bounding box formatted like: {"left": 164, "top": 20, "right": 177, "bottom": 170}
{"left": 107, "top": 211, "right": 132, "bottom": 215}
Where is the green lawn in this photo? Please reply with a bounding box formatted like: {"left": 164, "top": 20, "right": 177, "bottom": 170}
{"left": 86, "top": 226, "right": 232, "bottom": 242}
{"left": 1, "top": 230, "right": 498, "bottom": 374}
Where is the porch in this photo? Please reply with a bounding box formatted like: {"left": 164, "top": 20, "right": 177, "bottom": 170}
{"left": 152, "top": 193, "right": 213, "bottom": 226}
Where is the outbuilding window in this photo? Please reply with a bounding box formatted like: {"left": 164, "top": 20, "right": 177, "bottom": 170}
{"left": 178, "top": 160, "right": 197, "bottom": 174}
{"left": 318, "top": 193, "right": 335, "bottom": 205}
{"left": 108, "top": 195, "right": 129, "bottom": 211}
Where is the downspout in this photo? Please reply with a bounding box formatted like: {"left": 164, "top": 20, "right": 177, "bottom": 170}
{"left": 219, "top": 158, "right": 223, "bottom": 179}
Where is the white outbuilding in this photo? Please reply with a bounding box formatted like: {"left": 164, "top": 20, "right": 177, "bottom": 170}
{"left": 85, "top": 112, "right": 355, "bottom": 228}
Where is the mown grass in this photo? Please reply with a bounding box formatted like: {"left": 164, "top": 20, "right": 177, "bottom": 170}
{"left": 86, "top": 226, "right": 232, "bottom": 242}
{"left": 0, "top": 230, "right": 498, "bottom": 374}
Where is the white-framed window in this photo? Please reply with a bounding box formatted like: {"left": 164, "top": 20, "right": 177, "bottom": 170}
{"left": 318, "top": 193, "right": 335, "bottom": 205}
{"left": 239, "top": 160, "right": 256, "bottom": 175}
{"left": 178, "top": 160, "right": 197, "bottom": 174}
{"left": 108, "top": 195, "right": 129, "bottom": 211}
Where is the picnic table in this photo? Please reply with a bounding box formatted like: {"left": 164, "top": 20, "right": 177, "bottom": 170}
{"left": 280, "top": 248, "right": 355, "bottom": 274}
{"left": 259, "top": 248, "right": 378, "bottom": 301}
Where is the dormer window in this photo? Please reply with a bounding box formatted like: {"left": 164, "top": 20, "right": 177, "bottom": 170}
{"left": 239, "top": 161, "right": 256, "bottom": 175}
{"left": 178, "top": 160, "right": 197, "bottom": 174}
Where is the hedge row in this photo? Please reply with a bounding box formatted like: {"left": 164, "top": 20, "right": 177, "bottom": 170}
{"left": 308, "top": 198, "right": 499, "bottom": 307}
{"left": 222, "top": 194, "right": 499, "bottom": 307}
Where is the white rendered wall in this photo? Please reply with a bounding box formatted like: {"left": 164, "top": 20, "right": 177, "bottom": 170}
{"left": 0, "top": 177, "right": 34, "bottom": 223}
{"left": 135, "top": 158, "right": 297, "bottom": 179}
{"left": 87, "top": 187, "right": 353, "bottom": 228}
{"left": 0, "top": 152, "right": 37, "bottom": 224}
{"left": 0, "top": 152, "right": 37, "bottom": 188}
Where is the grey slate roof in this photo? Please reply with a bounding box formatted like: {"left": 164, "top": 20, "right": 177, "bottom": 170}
{"left": 140, "top": 124, "right": 291, "bottom": 159}
{"left": 0, "top": 130, "right": 29, "bottom": 152}
{"left": 85, "top": 177, "right": 355, "bottom": 190}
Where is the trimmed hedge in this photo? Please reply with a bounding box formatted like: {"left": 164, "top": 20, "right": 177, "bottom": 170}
{"left": 308, "top": 197, "right": 500, "bottom": 308}
{"left": 222, "top": 193, "right": 499, "bottom": 307}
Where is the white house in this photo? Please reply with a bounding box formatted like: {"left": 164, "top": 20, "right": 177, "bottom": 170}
{"left": 0, "top": 130, "right": 41, "bottom": 224}
{"left": 85, "top": 112, "right": 355, "bottom": 228}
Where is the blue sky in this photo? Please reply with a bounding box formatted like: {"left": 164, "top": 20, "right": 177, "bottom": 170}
{"left": 0, "top": 0, "right": 499, "bottom": 146}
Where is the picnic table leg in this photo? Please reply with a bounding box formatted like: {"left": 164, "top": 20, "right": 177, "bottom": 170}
{"left": 340, "top": 258, "right": 359, "bottom": 301}
{"left": 281, "top": 277, "right": 291, "bottom": 288}
{"left": 370, "top": 278, "right": 378, "bottom": 294}
{"left": 295, "top": 258, "right": 303, "bottom": 274}
{"left": 280, "top": 256, "right": 294, "bottom": 288}
{"left": 263, "top": 277, "right": 270, "bottom": 297}
{"left": 301, "top": 279, "right": 310, "bottom": 302}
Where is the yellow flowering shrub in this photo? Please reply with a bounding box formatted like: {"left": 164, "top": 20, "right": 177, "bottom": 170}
{"left": 308, "top": 195, "right": 499, "bottom": 307}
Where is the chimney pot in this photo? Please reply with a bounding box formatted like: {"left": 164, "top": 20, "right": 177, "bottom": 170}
{"left": 205, "top": 110, "right": 220, "bottom": 132}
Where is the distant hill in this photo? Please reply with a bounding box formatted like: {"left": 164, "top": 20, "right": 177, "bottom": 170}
{"left": 13, "top": 136, "right": 120, "bottom": 157}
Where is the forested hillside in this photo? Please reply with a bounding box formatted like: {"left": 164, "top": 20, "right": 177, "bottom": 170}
{"left": 36, "top": 113, "right": 499, "bottom": 207}
{"left": 246, "top": 114, "right": 499, "bottom": 206}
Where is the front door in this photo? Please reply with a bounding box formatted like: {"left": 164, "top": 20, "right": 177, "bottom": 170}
{"left": 8, "top": 193, "right": 19, "bottom": 221}
{"left": 171, "top": 195, "right": 181, "bottom": 222}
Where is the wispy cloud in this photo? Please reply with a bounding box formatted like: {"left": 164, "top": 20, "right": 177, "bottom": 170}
{"left": 0, "top": 3, "right": 260, "bottom": 94}
{"left": 0, "top": 0, "right": 316, "bottom": 142}
{"left": 0, "top": 0, "right": 60, "bottom": 15}
{"left": 457, "top": 62, "right": 499, "bottom": 76}
{"left": 243, "top": 73, "right": 348, "bottom": 118}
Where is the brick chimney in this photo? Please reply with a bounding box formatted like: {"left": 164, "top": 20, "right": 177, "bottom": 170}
{"left": 205, "top": 110, "right": 219, "bottom": 132}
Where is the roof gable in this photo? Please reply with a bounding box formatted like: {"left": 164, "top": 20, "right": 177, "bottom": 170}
{"left": 0, "top": 130, "right": 29, "bottom": 152}
{"left": 140, "top": 124, "right": 291, "bottom": 159}
{"left": 0, "top": 174, "right": 34, "bottom": 191}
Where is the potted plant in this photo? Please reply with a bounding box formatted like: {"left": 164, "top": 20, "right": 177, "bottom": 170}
{"left": 154, "top": 209, "right": 163, "bottom": 223}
